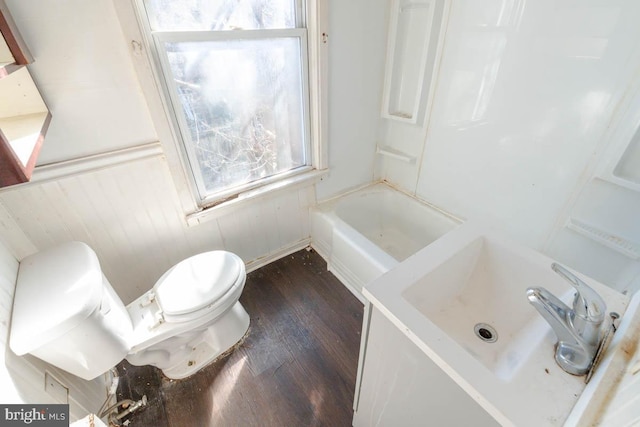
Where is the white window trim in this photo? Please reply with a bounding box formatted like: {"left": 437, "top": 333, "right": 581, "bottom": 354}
{"left": 112, "top": 0, "right": 328, "bottom": 218}
{"left": 152, "top": 27, "right": 313, "bottom": 205}
{"left": 186, "top": 168, "right": 326, "bottom": 226}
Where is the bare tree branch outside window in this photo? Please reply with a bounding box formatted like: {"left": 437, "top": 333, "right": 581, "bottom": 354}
{"left": 147, "top": 0, "right": 307, "bottom": 198}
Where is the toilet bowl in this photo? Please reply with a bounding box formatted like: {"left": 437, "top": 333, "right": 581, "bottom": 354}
{"left": 9, "top": 242, "right": 250, "bottom": 380}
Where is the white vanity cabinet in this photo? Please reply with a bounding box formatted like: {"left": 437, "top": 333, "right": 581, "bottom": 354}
{"left": 353, "top": 304, "right": 499, "bottom": 427}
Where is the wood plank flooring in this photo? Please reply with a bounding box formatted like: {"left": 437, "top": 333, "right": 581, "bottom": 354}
{"left": 115, "top": 248, "right": 364, "bottom": 427}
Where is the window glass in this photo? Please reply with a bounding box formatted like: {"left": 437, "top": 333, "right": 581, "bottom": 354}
{"left": 146, "top": 0, "right": 296, "bottom": 31}
{"left": 143, "top": 0, "right": 311, "bottom": 203}
{"left": 164, "top": 38, "right": 306, "bottom": 195}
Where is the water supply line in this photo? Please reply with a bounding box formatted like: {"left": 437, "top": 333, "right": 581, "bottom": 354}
{"left": 98, "top": 367, "right": 148, "bottom": 426}
{"left": 100, "top": 395, "right": 148, "bottom": 426}
{"left": 113, "top": 395, "right": 148, "bottom": 422}
{"left": 97, "top": 368, "right": 120, "bottom": 419}
{"left": 100, "top": 399, "right": 136, "bottom": 419}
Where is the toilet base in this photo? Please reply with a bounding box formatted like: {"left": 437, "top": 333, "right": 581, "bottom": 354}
{"left": 126, "top": 301, "right": 250, "bottom": 380}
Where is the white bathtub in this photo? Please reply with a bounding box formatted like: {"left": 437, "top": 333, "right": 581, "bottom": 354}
{"left": 311, "top": 183, "right": 461, "bottom": 301}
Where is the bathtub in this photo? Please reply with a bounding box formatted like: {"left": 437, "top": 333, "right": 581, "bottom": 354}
{"left": 310, "top": 183, "right": 461, "bottom": 301}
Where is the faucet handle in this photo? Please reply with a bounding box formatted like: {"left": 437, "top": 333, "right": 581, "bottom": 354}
{"left": 551, "top": 263, "right": 605, "bottom": 324}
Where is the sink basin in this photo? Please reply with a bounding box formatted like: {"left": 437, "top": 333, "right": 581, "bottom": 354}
{"left": 402, "top": 235, "right": 574, "bottom": 382}
{"left": 363, "top": 223, "right": 630, "bottom": 426}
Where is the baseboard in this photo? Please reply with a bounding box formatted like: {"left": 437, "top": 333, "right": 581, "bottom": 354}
{"left": 245, "top": 238, "right": 312, "bottom": 274}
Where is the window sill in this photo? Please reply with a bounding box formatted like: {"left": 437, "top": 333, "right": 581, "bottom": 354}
{"left": 185, "top": 168, "right": 328, "bottom": 227}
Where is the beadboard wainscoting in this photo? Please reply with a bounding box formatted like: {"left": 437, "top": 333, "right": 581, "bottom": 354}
{"left": 0, "top": 148, "right": 315, "bottom": 305}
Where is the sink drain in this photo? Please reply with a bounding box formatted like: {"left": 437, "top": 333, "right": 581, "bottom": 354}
{"left": 474, "top": 323, "right": 498, "bottom": 343}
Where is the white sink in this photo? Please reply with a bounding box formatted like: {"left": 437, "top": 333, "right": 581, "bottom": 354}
{"left": 363, "top": 223, "right": 630, "bottom": 427}
{"left": 401, "top": 235, "right": 575, "bottom": 382}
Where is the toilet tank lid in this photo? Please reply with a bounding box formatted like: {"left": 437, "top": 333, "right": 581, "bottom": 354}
{"left": 10, "top": 241, "right": 103, "bottom": 355}
{"left": 154, "top": 251, "right": 243, "bottom": 316}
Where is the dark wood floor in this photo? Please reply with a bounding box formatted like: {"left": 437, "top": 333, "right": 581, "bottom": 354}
{"left": 115, "top": 248, "right": 364, "bottom": 427}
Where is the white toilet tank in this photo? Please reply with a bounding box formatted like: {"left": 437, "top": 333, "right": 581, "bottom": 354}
{"left": 10, "top": 242, "right": 133, "bottom": 380}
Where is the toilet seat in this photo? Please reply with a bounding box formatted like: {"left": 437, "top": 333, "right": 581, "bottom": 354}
{"left": 152, "top": 251, "right": 244, "bottom": 323}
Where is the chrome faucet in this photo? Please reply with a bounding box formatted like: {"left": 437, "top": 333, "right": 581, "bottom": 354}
{"left": 526, "top": 263, "right": 606, "bottom": 375}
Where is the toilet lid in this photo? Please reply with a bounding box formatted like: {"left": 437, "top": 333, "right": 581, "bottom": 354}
{"left": 10, "top": 241, "right": 103, "bottom": 355}
{"left": 154, "top": 251, "right": 242, "bottom": 316}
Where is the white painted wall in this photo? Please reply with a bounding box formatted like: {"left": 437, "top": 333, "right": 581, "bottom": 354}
{"left": 7, "top": 0, "right": 157, "bottom": 164}
{"left": 315, "top": 0, "right": 388, "bottom": 200}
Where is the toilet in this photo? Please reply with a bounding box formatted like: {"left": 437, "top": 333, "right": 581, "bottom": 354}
{"left": 9, "top": 241, "right": 250, "bottom": 380}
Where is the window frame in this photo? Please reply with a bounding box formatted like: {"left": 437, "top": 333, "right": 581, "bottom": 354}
{"left": 132, "top": 0, "right": 327, "bottom": 208}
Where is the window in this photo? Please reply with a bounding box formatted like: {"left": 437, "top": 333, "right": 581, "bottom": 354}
{"left": 139, "top": 0, "right": 314, "bottom": 205}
